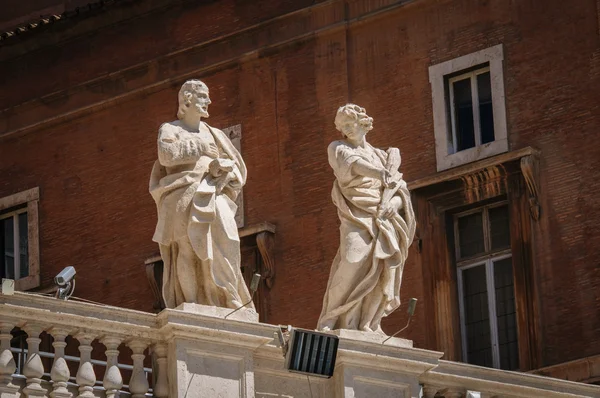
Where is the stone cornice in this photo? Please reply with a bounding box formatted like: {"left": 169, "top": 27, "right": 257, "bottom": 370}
{"left": 421, "top": 360, "right": 600, "bottom": 398}
{"left": 407, "top": 146, "right": 540, "bottom": 191}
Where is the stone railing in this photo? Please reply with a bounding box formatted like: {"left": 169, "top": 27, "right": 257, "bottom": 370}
{"left": 1, "top": 291, "right": 599, "bottom": 398}
{"left": 0, "top": 292, "right": 161, "bottom": 398}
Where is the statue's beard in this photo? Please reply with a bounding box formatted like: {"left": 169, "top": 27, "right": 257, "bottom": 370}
{"left": 195, "top": 103, "right": 209, "bottom": 118}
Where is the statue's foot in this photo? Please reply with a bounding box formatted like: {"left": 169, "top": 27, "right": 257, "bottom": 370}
{"left": 373, "top": 326, "right": 387, "bottom": 336}
{"left": 360, "top": 326, "right": 374, "bottom": 333}
{"left": 321, "top": 326, "right": 331, "bottom": 332}
{"left": 231, "top": 300, "right": 243, "bottom": 308}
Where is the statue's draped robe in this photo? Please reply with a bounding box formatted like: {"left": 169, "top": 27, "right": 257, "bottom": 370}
{"left": 149, "top": 121, "right": 253, "bottom": 309}
{"left": 318, "top": 140, "right": 416, "bottom": 332}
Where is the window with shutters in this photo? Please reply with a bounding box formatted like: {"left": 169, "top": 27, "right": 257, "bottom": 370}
{"left": 454, "top": 202, "right": 519, "bottom": 370}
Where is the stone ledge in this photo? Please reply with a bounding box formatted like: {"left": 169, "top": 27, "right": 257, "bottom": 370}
{"left": 330, "top": 329, "right": 413, "bottom": 348}
{"left": 175, "top": 302, "right": 259, "bottom": 323}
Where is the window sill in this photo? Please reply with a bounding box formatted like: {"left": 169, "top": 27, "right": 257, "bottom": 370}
{"left": 436, "top": 139, "right": 509, "bottom": 172}
{"left": 408, "top": 146, "right": 539, "bottom": 191}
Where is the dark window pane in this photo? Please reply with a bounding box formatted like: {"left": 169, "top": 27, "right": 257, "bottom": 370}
{"left": 18, "top": 213, "right": 28, "bottom": 279}
{"left": 477, "top": 72, "right": 495, "bottom": 144}
{"left": 453, "top": 78, "right": 476, "bottom": 151}
{"left": 2, "top": 217, "right": 15, "bottom": 279}
{"left": 494, "top": 257, "right": 519, "bottom": 370}
{"left": 462, "top": 265, "right": 493, "bottom": 367}
{"left": 458, "top": 211, "right": 485, "bottom": 258}
{"left": 489, "top": 206, "right": 510, "bottom": 250}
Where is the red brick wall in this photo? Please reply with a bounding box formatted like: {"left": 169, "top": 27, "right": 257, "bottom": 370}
{"left": 1, "top": 0, "right": 599, "bottom": 368}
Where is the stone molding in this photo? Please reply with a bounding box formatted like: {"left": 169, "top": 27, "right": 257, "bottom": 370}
{"left": 428, "top": 44, "right": 509, "bottom": 172}
{"left": 408, "top": 147, "right": 539, "bottom": 191}
{"left": 421, "top": 360, "right": 600, "bottom": 398}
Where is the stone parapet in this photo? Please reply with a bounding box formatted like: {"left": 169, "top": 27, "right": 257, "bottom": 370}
{"left": 0, "top": 292, "right": 599, "bottom": 397}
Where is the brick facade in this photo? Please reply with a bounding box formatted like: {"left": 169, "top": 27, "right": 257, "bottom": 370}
{"left": 1, "top": 0, "right": 599, "bottom": 371}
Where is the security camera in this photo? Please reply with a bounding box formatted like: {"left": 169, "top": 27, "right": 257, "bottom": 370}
{"left": 54, "top": 266, "right": 76, "bottom": 287}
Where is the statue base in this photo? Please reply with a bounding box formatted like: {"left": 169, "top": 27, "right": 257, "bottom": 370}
{"left": 174, "top": 302, "right": 259, "bottom": 323}
{"left": 330, "top": 329, "right": 413, "bottom": 348}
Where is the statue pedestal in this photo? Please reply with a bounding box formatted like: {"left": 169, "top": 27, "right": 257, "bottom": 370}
{"left": 330, "top": 330, "right": 437, "bottom": 398}
{"left": 160, "top": 304, "right": 269, "bottom": 398}
{"left": 174, "top": 302, "right": 259, "bottom": 323}
{"left": 330, "top": 329, "right": 413, "bottom": 348}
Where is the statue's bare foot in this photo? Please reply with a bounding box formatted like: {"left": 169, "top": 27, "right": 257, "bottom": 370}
{"left": 361, "top": 326, "right": 374, "bottom": 333}
{"left": 321, "top": 326, "right": 331, "bottom": 332}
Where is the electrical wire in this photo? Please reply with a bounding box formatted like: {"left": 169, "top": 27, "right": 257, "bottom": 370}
{"left": 306, "top": 374, "right": 314, "bottom": 398}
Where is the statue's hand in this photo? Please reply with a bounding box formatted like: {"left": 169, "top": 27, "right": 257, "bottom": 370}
{"left": 209, "top": 158, "right": 235, "bottom": 177}
{"left": 201, "top": 142, "right": 219, "bottom": 159}
{"left": 379, "top": 169, "right": 398, "bottom": 189}
{"left": 378, "top": 196, "right": 403, "bottom": 219}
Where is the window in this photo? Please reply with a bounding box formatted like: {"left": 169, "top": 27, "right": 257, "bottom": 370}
{"left": 429, "top": 44, "right": 508, "bottom": 171}
{"left": 454, "top": 203, "right": 519, "bottom": 371}
{"left": 1, "top": 207, "right": 29, "bottom": 280}
{"left": 0, "top": 188, "right": 40, "bottom": 290}
{"left": 448, "top": 67, "right": 494, "bottom": 153}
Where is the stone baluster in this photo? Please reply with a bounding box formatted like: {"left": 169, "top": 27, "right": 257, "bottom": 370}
{"left": 101, "top": 336, "right": 123, "bottom": 398}
{"left": 49, "top": 328, "right": 72, "bottom": 398}
{"left": 127, "top": 341, "right": 149, "bottom": 398}
{"left": 422, "top": 384, "right": 441, "bottom": 398}
{"left": 439, "top": 387, "right": 466, "bottom": 398}
{"left": 0, "top": 322, "right": 19, "bottom": 398}
{"left": 74, "top": 332, "right": 96, "bottom": 398}
{"left": 22, "top": 324, "right": 48, "bottom": 397}
{"left": 152, "top": 344, "right": 168, "bottom": 398}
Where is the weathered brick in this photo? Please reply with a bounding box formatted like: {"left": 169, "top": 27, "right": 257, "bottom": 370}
{"left": 0, "top": 0, "right": 598, "bottom": 369}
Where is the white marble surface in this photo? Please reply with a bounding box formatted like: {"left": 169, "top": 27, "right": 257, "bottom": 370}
{"left": 175, "top": 302, "right": 258, "bottom": 322}
{"left": 149, "top": 80, "right": 252, "bottom": 310}
{"left": 318, "top": 104, "right": 417, "bottom": 334}
{"left": 331, "top": 329, "right": 413, "bottom": 348}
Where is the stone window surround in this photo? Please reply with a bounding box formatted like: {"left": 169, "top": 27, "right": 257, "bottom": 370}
{"left": 429, "top": 44, "right": 508, "bottom": 172}
{"left": 409, "top": 147, "right": 542, "bottom": 371}
{"left": 0, "top": 187, "right": 40, "bottom": 291}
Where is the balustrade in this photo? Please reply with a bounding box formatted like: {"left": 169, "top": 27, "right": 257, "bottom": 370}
{"left": 1, "top": 291, "right": 599, "bottom": 398}
{"left": 0, "top": 308, "right": 158, "bottom": 398}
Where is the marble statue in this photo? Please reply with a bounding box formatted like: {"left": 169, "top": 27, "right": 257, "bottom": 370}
{"left": 318, "top": 104, "right": 416, "bottom": 334}
{"left": 149, "top": 80, "right": 253, "bottom": 310}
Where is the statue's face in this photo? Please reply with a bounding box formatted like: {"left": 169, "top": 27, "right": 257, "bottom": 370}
{"left": 193, "top": 89, "right": 211, "bottom": 118}
{"left": 340, "top": 113, "right": 373, "bottom": 140}
{"left": 182, "top": 88, "right": 211, "bottom": 119}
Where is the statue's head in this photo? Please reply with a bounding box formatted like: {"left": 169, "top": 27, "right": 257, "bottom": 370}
{"left": 177, "top": 80, "right": 211, "bottom": 120}
{"left": 334, "top": 104, "right": 373, "bottom": 139}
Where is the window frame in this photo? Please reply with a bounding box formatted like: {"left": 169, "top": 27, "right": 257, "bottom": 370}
{"left": 0, "top": 187, "right": 40, "bottom": 291}
{"left": 448, "top": 66, "right": 492, "bottom": 154}
{"left": 429, "top": 44, "right": 508, "bottom": 171}
{"left": 454, "top": 202, "right": 517, "bottom": 370}
{"left": 1, "top": 206, "right": 28, "bottom": 281}
{"left": 411, "top": 150, "right": 542, "bottom": 371}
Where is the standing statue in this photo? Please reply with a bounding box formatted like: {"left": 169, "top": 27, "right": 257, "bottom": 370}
{"left": 149, "top": 80, "right": 253, "bottom": 310}
{"left": 318, "top": 104, "right": 416, "bottom": 334}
